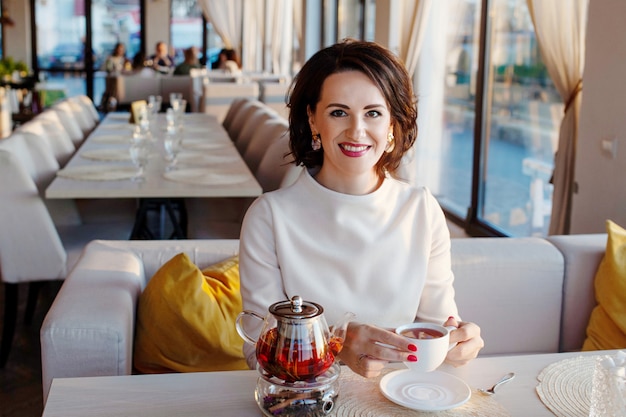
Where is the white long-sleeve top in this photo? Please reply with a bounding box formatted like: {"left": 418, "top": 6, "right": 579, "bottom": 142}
{"left": 239, "top": 169, "right": 459, "bottom": 367}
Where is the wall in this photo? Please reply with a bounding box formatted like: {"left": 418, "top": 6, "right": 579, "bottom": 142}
{"left": 570, "top": 0, "right": 626, "bottom": 233}
{"left": 3, "top": 0, "right": 31, "bottom": 66}
{"left": 144, "top": 0, "right": 171, "bottom": 58}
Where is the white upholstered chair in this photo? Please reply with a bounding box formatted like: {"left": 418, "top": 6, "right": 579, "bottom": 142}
{"left": 254, "top": 128, "right": 303, "bottom": 192}
{"left": 234, "top": 105, "right": 279, "bottom": 155}
{"left": 221, "top": 97, "right": 249, "bottom": 133}
{"left": 16, "top": 114, "right": 76, "bottom": 167}
{"left": 64, "top": 98, "right": 97, "bottom": 136}
{"left": 243, "top": 117, "right": 288, "bottom": 174}
{"left": 225, "top": 99, "right": 265, "bottom": 143}
{"left": 73, "top": 95, "right": 101, "bottom": 124}
{"left": 160, "top": 76, "right": 197, "bottom": 112}
{"left": 114, "top": 75, "right": 162, "bottom": 106}
{"left": 50, "top": 101, "right": 85, "bottom": 147}
{"left": 0, "top": 147, "right": 132, "bottom": 368}
{"left": 201, "top": 81, "right": 259, "bottom": 123}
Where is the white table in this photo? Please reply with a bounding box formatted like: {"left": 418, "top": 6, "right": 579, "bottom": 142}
{"left": 46, "top": 112, "right": 262, "bottom": 199}
{"left": 45, "top": 112, "right": 262, "bottom": 238}
{"left": 42, "top": 350, "right": 617, "bottom": 417}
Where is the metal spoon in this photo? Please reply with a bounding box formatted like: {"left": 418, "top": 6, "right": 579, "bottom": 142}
{"left": 478, "top": 372, "right": 515, "bottom": 395}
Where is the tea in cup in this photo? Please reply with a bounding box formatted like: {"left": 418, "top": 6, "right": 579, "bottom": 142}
{"left": 395, "top": 322, "right": 457, "bottom": 372}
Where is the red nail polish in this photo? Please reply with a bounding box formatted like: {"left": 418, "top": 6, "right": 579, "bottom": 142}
{"left": 448, "top": 316, "right": 455, "bottom": 320}
{"left": 408, "top": 344, "right": 417, "bottom": 352}
{"left": 407, "top": 355, "right": 418, "bottom": 362}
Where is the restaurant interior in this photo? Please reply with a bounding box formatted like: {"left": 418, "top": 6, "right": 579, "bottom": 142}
{"left": 1, "top": 1, "right": 626, "bottom": 416}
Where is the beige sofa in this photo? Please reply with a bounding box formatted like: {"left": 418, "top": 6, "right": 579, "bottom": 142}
{"left": 40, "top": 234, "right": 606, "bottom": 402}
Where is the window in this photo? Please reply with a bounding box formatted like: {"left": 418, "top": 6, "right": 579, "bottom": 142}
{"left": 32, "top": 0, "right": 142, "bottom": 107}
{"left": 170, "top": 0, "right": 223, "bottom": 67}
{"left": 414, "top": 0, "right": 562, "bottom": 237}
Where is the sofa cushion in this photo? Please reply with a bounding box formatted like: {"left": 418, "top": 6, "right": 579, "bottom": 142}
{"left": 133, "top": 252, "right": 248, "bottom": 373}
{"left": 583, "top": 220, "right": 626, "bottom": 350}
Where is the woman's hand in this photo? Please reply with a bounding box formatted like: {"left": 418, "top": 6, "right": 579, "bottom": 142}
{"left": 338, "top": 321, "right": 418, "bottom": 378}
{"left": 444, "top": 316, "right": 484, "bottom": 366}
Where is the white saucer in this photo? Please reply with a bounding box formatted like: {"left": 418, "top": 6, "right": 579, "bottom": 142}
{"left": 379, "top": 370, "right": 471, "bottom": 412}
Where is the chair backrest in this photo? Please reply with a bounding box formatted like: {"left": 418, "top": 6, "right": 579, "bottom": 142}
{"left": 74, "top": 95, "right": 101, "bottom": 123}
{"left": 258, "top": 81, "right": 289, "bottom": 120}
{"left": 226, "top": 99, "right": 265, "bottom": 142}
{"left": 50, "top": 101, "right": 85, "bottom": 146}
{"left": 115, "top": 75, "right": 162, "bottom": 105}
{"left": 65, "top": 98, "right": 97, "bottom": 136}
{"left": 202, "top": 81, "right": 260, "bottom": 123}
{"left": 243, "top": 118, "right": 288, "bottom": 174}
{"left": 17, "top": 115, "right": 75, "bottom": 167}
{"left": 254, "top": 124, "right": 303, "bottom": 192}
{"left": 222, "top": 97, "right": 249, "bottom": 132}
{"left": 160, "top": 76, "right": 197, "bottom": 112}
{"left": 234, "top": 105, "right": 278, "bottom": 155}
{"left": 0, "top": 149, "right": 67, "bottom": 283}
{"left": 0, "top": 132, "right": 59, "bottom": 194}
{"left": 0, "top": 131, "right": 81, "bottom": 226}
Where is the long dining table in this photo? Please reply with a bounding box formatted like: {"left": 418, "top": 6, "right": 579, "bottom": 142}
{"left": 41, "top": 349, "right": 623, "bottom": 417}
{"left": 45, "top": 112, "right": 262, "bottom": 238}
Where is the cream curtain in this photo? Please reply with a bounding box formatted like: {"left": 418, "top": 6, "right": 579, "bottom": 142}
{"left": 199, "top": 0, "right": 293, "bottom": 75}
{"left": 398, "top": 0, "right": 432, "bottom": 78}
{"left": 396, "top": 0, "right": 431, "bottom": 184}
{"left": 242, "top": 0, "right": 264, "bottom": 71}
{"left": 527, "top": 0, "right": 589, "bottom": 235}
{"left": 198, "top": 0, "right": 243, "bottom": 52}
{"left": 267, "top": 0, "right": 294, "bottom": 76}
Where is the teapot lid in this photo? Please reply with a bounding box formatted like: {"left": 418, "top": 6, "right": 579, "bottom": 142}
{"left": 269, "top": 295, "right": 323, "bottom": 319}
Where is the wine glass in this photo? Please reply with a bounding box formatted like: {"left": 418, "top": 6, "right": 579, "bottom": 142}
{"left": 130, "top": 140, "right": 151, "bottom": 181}
{"left": 163, "top": 131, "right": 183, "bottom": 171}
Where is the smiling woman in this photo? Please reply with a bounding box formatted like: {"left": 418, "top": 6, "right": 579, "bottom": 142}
{"left": 238, "top": 39, "right": 484, "bottom": 381}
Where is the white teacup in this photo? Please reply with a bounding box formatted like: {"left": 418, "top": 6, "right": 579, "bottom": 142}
{"left": 395, "top": 322, "right": 457, "bottom": 372}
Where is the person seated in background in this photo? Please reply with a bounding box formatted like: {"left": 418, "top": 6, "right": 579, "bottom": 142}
{"left": 149, "top": 41, "right": 175, "bottom": 74}
{"left": 211, "top": 48, "right": 241, "bottom": 71}
{"left": 104, "top": 42, "right": 129, "bottom": 74}
{"left": 174, "top": 46, "right": 201, "bottom": 75}
{"left": 129, "top": 52, "right": 155, "bottom": 77}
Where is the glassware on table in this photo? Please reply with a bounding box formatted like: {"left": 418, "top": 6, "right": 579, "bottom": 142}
{"left": 166, "top": 107, "right": 184, "bottom": 133}
{"left": 154, "top": 95, "right": 163, "bottom": 113}
{"left": 163, "top": 130, "right": 183, "bottom": 171}
{"left": 169, "top": 92, "right": 183, "bottom": 105}
{"left": 129, "top": 140, "right": 151, "bottom": 181}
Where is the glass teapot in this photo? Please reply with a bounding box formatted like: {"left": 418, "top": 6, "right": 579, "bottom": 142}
{"left": 236, "top": 295, "right": 353, "bottom": 382}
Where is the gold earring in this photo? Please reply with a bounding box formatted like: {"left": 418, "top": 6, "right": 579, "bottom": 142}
{"left": 385, "top": 131, "right": 395, "bottom": 153}
{"left": 311, "top": 133, "right": 321, "bottom": 151}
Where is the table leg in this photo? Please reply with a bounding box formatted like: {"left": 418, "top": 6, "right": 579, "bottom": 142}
{"left": 130, "top": 198, "right": 187, "bottom": 240}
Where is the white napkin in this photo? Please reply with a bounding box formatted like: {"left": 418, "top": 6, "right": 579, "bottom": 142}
{"left": 57, "top": 165, "right": 137, "bottom": 181}
{"left": 176, "top": 152, "right": 239, "bottom": 166}
{"left": 91, "top": 135, "right": 130, "bottom": 144}
{"left": 81, "top": 148, "right": 131, "bottom": 161}
{"left": 180, "top": 139, "right": 232, "bottom": 151}
{"left": 163, "top": 168, "right": 249, "bottom": 185}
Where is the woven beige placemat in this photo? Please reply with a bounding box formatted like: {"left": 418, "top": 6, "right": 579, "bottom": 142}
{"left": 536, "top": 355, "right": 597, "bottom": 417}
{"left": 334, "top": 368, "right": 510, "bottom": 417}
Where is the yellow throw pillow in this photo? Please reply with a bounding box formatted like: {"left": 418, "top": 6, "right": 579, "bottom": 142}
{"left": 134, "top": 253, "right": 249, "bottom": 373}
{"left": 583, "top": 220, "right": 626, "bottom": 351}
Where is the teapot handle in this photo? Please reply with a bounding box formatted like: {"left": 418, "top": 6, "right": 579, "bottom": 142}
{"left": 235, "top": 310, "right": 265, "bottom": 345}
